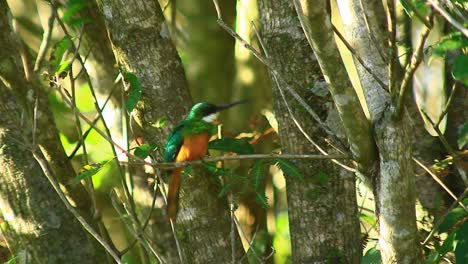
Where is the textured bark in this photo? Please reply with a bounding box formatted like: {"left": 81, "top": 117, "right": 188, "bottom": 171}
{"left": 336, "top": 1, "right": 422, "bottom": 262}
{"left": 259, "top": 1, "right": 361, "bottom": 263}
{"left": 292, "top": 0, "right": 378, "bottom": 180}
{"left": 0, "top": 84, "right": 107, "bottom": 263}
{"left": 0, "top": 0, "right": 92, "bottom": 217}
{"left": 94, "top": 0, "right": 245, "bottom": 262}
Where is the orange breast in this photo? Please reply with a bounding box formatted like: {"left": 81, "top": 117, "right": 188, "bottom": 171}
{"left": 175, "top": 133, "right": 209, "bottom": 162}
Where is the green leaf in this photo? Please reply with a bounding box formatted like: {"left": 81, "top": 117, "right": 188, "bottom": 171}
{"left": 455, "top": 221, "right": 468, "bottom": 263}
{"left": 182, "top": 165, "right": 193, "bottom": 177}
{"left": 123, "top": 72, "right": 142, "bottom": 111}
{"left": 252, "top": 160, "right": 264, "bottom": 191}
{"left": 134, "top": 144, "right": 150, "bottom": 159}
{"left": 362, "top": 245, "right": 381, "bottom": 264}
{"left": 62, "top": 0, "right": 89, "bottom": 24}
{"left": 424, "top": 251, "right": 440, "bottom": 264}
{"left": 208, "top": 138, "right": 254, "bottom": 154}
{"left": 56, "top": 60, "right": 71, "bottom": 74}
{"left": 453, "top": 54, "right": 468, "bottom": 85}
{"left": 274, "top": 159, "right": 303, "bottom": 180}
{"left": 50, "top": 36, "right": 72, "bottom": 73}
{"left": 438, "top": 231, "right": 457, "bottom": 255}
{"left": 432, "top": 32, "right": 468, "bottom": 57}
{"left": 202, "top": 162, "right": 231, "bottom": 177}
{"left": 360, "top": 212, "right": 377, "bottom": 228}
{"left": 438, "top": 207, "right": 468, "bottom": 233}
{"left": 255, "top": 192, "right": 269, "bottom": 209}
{"left": 76, "top": 161, "right": 108, "bottom": 181}
{"left": 457, "top": 122, "right": 468, "bottom": 149}
{"left": 150, "top": 117, "right": 167, "bottom": 128}
{"left": 218, "top": 181, "right": 236, "bottom": 198}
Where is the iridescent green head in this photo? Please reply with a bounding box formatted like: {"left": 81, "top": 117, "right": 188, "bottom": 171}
{"left": 186, "top": 101, "right": 246, "bottom": 122}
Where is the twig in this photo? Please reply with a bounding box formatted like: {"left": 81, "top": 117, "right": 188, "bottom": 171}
{"left": 236, "top": 217, "right": 262, "bottom": 263}
{"left": 395, "top": 16, "right": 432, "bottom": 118}
{"left": 400, "top": 0, "right": 432, "bottom": 28}
{"left": 34, "top": 4, "right": 56, "bottom": 72}
{"left": 442, "top": 0, "right": 468, "bottom": 25}
{"left": 422, "top": 188, "right": 468, "bottom": 245}
{"left": 32, "top": 97, "right": 38, "bottom": 146}
{"left": 32, "top": 149, "right": 122, "bottom": 264}
{"left": 435, "top": 83, "right": 457, "bottom": 128}
{"left": 421, "top": 110, "right": 467, "bottom": 185}
{"left": 124, "top": 154, "right": 351, "bottom": 169}
{"left": 386, "top": 0, "right": 399, "bottom": 97}
{"left": 331, "top": 25, "right": 388, "bottom": 91}
{"left": 426, "top": 0, "right": 468, "bottom": 38}
{"left": 413, "top": 157, "right": 468, "bottom": 212}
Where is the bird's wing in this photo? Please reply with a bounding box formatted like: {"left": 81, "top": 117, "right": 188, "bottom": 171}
{"left": 164, "top": 123, "right": 185, "bottom": 162}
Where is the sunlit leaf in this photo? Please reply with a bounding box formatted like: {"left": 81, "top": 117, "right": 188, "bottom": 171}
{"left": 56, "top": 60, "right": 71, "bottom": 74}
{"left": 134, "top": 144, "right": 150, "bottom": 159}
{"left": 438, "top": 207, "right": 468, "bottom": 233}
{"left": 274, "top": 159, "right": 303, "bottom": 180}
{"left": 76, "top": 161, "right": 108, "bottom": 181}
{"left": 123, "top": 72, "right": 142, "bottom": 111}
{"left": 453, "top": 54, "right": 468, "bottom": 85}
{"left": 50, "top": 36, "right": 71, "bottom": 73}
{"left": 208, "top": 138, "right": 254, "bottom": 154}
{"left": 362, "top": 245, "right": 381, "bottom": 264}
{"left": 360, "top": 212, "right": 377, "bottom": 228}
{"left": 150, "top": 117, "right": 167, "bottom": 128}
{"left": 432, "top": 32, "right": 468, "bottom": 57}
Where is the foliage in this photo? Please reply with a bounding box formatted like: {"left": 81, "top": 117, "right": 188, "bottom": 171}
{"left": 123, "top": 72, "right": 142, "bottom": 111}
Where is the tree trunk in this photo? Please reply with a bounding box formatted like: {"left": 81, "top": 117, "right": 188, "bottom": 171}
{"left": 259, "top": 1, "right": 361, "bottom": 262}
{"left": 335, "top": 1, "right": 422, "bottom": 262}
{"left": 94, "top": 0, "right": 245, "bottom": 262}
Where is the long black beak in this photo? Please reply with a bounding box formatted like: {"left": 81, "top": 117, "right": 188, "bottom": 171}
{"left": 215, "top": 100, "right": 248, "bottom": 112}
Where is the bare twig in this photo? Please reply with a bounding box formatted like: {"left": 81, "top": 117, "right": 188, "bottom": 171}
{"left": 400, "top": 0, "right": 432, "bottom": 28}
{"left": 413, "top": 157, "right": 468, "bottom": 212}
{"left": 34, "top": 4, "right": 56, "bottom": 72}
{"left": 426, "top": 0, "right": 468, "bottom": 38}
{"left": 32, "top": 149, "right": 122, "bottom": 264}
{"left": 236, "top": 217, "right": 262, "bottom": 262}
{"left": 422, "top": 188, "right": 468, "bottom": 245}
{"left": 435, "top": 83, "right": 457, "bottom": 128}
{"left": 331, "top": 25, "right": 388, "bottom": 91}
{"left": 385, "top": 0, "right": 399, "bottom": 97}
{"left": 421, "top": 110, "right": 467, "bottom": 185}
{"left": 395, "top": 16, "right": 432, "bottom": 118}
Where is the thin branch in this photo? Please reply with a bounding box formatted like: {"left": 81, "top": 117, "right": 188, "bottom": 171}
{"left": 426, "top": 0, "right": 468, "bottom": 38}
{"left": 400, "top": 0, "right": 433, "bottom": 28}
{"left": 395, "top": 17, "right": 432, "bottom": 118}
{"left": 442, "top": 0, "right": 468, "bottom": 25}
{"left": 32, "top": 149, "right": 122, "bottom": 264}
{"left": 435, "top": 82, "right": 457, "bottom": 128}
{"left": 331, "top": 25, "right": 388, "bottom": 91}
{"left": 422, "top": 188, "right": 468, "bottom": 245}
{"left": 34, "top": 4, "right": 56, "bottom": 72}
{"left": 386, "top": 0, "right": 399, "bottom": 97}
{"left": 421, "top": 110, "right": 467, "bottom": 185}
{"left": 413, "top": 157, "right": 468, "bottom": 212}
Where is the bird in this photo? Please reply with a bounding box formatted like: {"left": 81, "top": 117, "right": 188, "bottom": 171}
{"left": 163, "top": 101, "right": 245, "bottom": 222}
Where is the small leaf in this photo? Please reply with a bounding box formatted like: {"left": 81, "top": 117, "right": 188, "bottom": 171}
{"left": 252, "top": 160, "right": 264, "bottom": 191}
{"left": 274, "top": 159, "right": 303, "bottom": 180}
{"left": 255, "top": 192, "right": 269, "bottom": 209}
{"left": 438, "top": 207, "right": 468, "bottom": 233}
{"left": 425, "top": 251, "right": 440, "bottom": 264}
{"left": 453, "top": 54, "right": 468, "bottom": 85}
{"left": 208, "top": 138, "right": 254, "bottom": 154}
{"left": 134, "top": 144, "right": 150, "bottom": 159}
{"left": 123, "top": 72, "right": 142, "bottom": 111}
{"left": 202, "top": 162, "right": 231, "bottom": 177}
{"left": 218, "top": 181, "right": 236, "bottom": 198}
{"left": 457, "top": 122, "right": 468, "bottom": 149}
{"left": 62, "top": 0, "right": 89, "bottom": 24}
{"left": 50, "top": 36, "right": 72, "bottom": 73}
{"left": 182, "top": 165, "right": 193, "bottom": 177}
{"left": 432, "top": 32, "right": 468, "bottom": 57}
{"left": 56, "top": 60, "right": 71, "bottom": 74}
{"left": 360, "top": 212, "right": 377, "bottom": 228}
{"left": 76, "top": 161, "right": 107, "bottom": 181}
{"left": 362, "top": 245, "right": 381, "bottom": 264}
{"left": 455, "top": 221, "right": 468, "bottom": 263}
{"left": 438, "top": 231, "right": 457, "bottom": 255}
{"left": 150, "top": 117, "right": 167, "bottom": 128}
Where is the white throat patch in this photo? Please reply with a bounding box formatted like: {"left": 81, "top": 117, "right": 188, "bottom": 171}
{"left": 202, "top": 113, "right": 218, "bottom": 123}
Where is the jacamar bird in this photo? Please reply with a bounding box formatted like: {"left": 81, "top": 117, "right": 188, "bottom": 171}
{"left": 163, "top": 101, "right": 245, "bottom": 222}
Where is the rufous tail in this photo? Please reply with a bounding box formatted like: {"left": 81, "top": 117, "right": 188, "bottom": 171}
{"left": 166, "top": 168, "right": 182, "bottom": 222}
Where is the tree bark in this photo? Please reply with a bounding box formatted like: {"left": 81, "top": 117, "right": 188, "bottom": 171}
{"left": 259, "top": 1, "right": 361, "bottom": 262}
{"left": 94, "top": 0, "right": 245, "bottom": 262}
{"left": 335, "top": 1, "right": 422, "bottom": 262}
